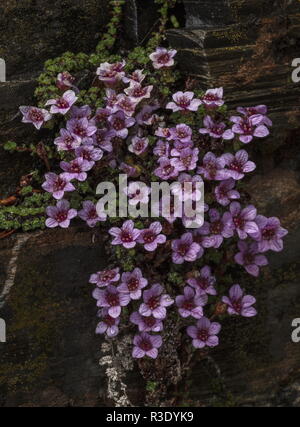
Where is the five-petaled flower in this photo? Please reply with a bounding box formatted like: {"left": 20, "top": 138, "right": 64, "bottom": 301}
{"left": 45, "top": 199, "right": 77, "bottom": 228}
{"left": 93, "top": 284, "right": 130, "bottom": 318}
{"left": 139, "top": 284, "right": 174, "bottom": 319}
{"left": 187, "top": 317, "right": 221, "bottom": 348}
{"left": 117, "top": 268, "right": 148, "bottom": 300}
{"left": 132, "top": 332, "right": 162, "bottom": 359}
{"left": 109, "top": 220, "right": 141, "bottom": 249}
{"left": 176, "top": 286, "right": 208, "bottom": 319}
{"left": 149, "top": 47, "right": 177, "bottom": 69}
{"left": 222, "top": 284, "right": 257, "bottom": 317}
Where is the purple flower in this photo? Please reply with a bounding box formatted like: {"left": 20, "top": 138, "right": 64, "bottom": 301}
{"left": 154, "top": 157, "right": 179, "bottom": 180}
{"left": 201, "top": 87, "right": 224, "bottom": 108}
{"left": 96, "top": 60, "right": 126, "bottom": 85}
{"left": 197, "top": 209, "right": 233, "bottom": 248}
{"left": 125, "top": 83, "right": 153, "bottom": 103}
{"left": 114, "top": 94, "right": 138, "bottom": 117}
{"left": 170, "top": 124, "right": 192, "bottom": 143}
{"left": 166, "top": 91, "right": 202, "bottom": 112}
{"left": 187, "top": 317, "right": 221, "bottom": 348}
{"left": 54, "top": 129, "right": 81, "bottom": 151}
{"left": 56, "top": 71, "right": 75, "bottom": 91}
{"left": 130, "top": 312, "right": 163, "bottom": 332}
{"left": 128, "top": 136, "right": 149, "bottom": 155}
{"left": 108, "top": 111, "right": 135, "bottom": 139}
{"left": 149, "top": 47, "right": 177, "bottom": 69}
{"left": 231, "top": 114, "right": 269, "bottom": 144}
{"left": 71, "top": 105, "right": 92, "bottom": 119}
{"left": 199, "top": 116, "right": 234, "bottom": 139}
{"left": 123, "top": 69, "right": 146, "bottom": 85}
{"left": 155, "top": 127, "right": 171, "bottom": 139}
{"left": 224, "top": 202, "right": 259, "bottom": 240}
{"left": 215, "top": 178, "right": 240, "bottom": 206}
{"left": 197, "top": 152, "right": 230, "bottom": 181}
{"left": 78, "top": 200, "right": 106, "bottom": 227}
{"left": 222, "top": 284, "right": 257, "bottom": 317}
{"left": 124, "top": 182, "right": 151, "bottom": 205}
{"left": 119, "top": 162, "right": 139, "bottom": 177}
{"left": 136, "top": 105, "right": 158, "bottom": 126}
{"left": 75, "top": 145, "right": 103, "bottom": 164}
{"left": 251, "top": 215, "right": 288, "bottom": 252}
{"left": 42, "top": 172, "right": 75, "bottom": 200}
{"left": 45, "top": 90, "right": 77, "bottom": 115}
{"left": 235, "top": 241, "right": 268, "bottom": 277}
{"left": 172, "top": 233, "right": 201, "bottom": 264}
{"left": 93, "top": 284, "right": 130, "bottom": 318}
{"left": 117, "top": 268, "right": 148, "bottom": 300}
{"left": 132, "top": 332, "right": 162, "bottom": 359}
{"left": 60, "top": 157, "right": 93, "bottom": 181}
{"left": 221, "top": 150, "right": 256, "bottom": 180}
{"left": 89, "top": 268, "right": 120, "bottom": 287}
{"left": 96, "top": 308, "right": 120, "bottom": 337}
{"left": 109, "top": 220, "right": 140, "bottom": 249}
{"left": 105, "top": 88, "right": 118, "bottom": 110}
{"left": 176, "top": 286, "right": 207, "bottom": 319}
{"left": 20, "top": 106, "right": 52, "bottom": 130}
{"left": 153, "top": 140, "right": 170, "bottom": 157}
{"left": 66, "top": 117, "right": 97, "bottom": 142}
{"left": 171, "top": 173, "right": 202, "bottom": 202}
{"left": 138, "top": 222, "right": 166, "bottom": 252}
{"left": 45, "top": 199, "right": 77, "bottom": 228}
{"left": 92, "top": 129, "right": 113, "bottom": 152}
{"left": 237, "top": 105, "right": 272, "bottom": 127}
{"left": 139, "top": 284, "right": 174, "bottom": 319}
{"left": 187, "top": 266, "right": 217, "bottom": 296}
{"left": 170, "top": 147, "right": 199, "bottom": 172}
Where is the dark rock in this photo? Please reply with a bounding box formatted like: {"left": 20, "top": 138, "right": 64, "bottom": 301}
{"left": 0, "top": 0, "right": 109, "bottom": 80}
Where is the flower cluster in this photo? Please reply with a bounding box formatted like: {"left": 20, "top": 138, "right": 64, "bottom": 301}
{"left": 19, "top": 46, "right": 288, "bottom": 359}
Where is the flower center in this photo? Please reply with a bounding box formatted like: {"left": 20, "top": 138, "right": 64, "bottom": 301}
{"left": 158, "top": 53, "right": 170, "bottom": 64}
{"left": 230, "top": 160, "right": 242, "bottom": 172}
{"left": 57, "top": 99, "right": 69, "bottom": 109}
{"left": 53, "top": 177, "right": 66, "bottom": 191}
{"left": 204, "top": 94, "right": 218, "bottom": 102}
{"left": 197, "top": 329, "right": 209, "bottom": 341}
{"left": 232, "top": 299, "right": 242, "bottom": 313}
{"left": 56, "top": 211, "right": 67, "bottom": 222}
{"left": 163, "top": 164, "right": 174, "bottom": 176}
{"left": 210, "top": 220, "right": 223, "bottom": 235}
{"left": 143, "top": 316, "right": 156, "bottom": 327}
{"left": 262, "top": 227, "right": 276, "bottom": 240}
{"left": 148, "top": 296, "right": 160, "bottom": 310}
{"left": 101, "top": 271, "right": 116, "bottom": 282}
{"left": 106, "top": 293, "right": 119, "bottom": 307}
{"left": 128, "top": 278, "right": 139, "bottom": 291}
{"left": 87, "top": 208, "right": 98, "bottom": 220}
{"left": 182, "top": 299, "right": 195, "bottom": 311}
{"left": 178, "top": 244, "right": 188, "bottom": 256}
{"left": 233, "top": 216, "right": 245, "bottom": 229}
{"left": 178, "top": 96, "right": 189, "bottom": 108}
{"left": 103, "top": 315, "right": 116, "bottom": 327}
{"left": 139, "top": 339, "right": 153, "bottom": 352}
{"left": 143, "top": 231, "right": 155, "bottom": 244}
{"left": 74, "top": 125, "right": 86, "bottom": 137}
{"left": 113, "top": 118, "right": 125, "bottom": 131}
{"left": 121, "top": 231, "right": 133, "bottom": 243}
{"left": 29, "top": 109, "right": 44, "bottom": 122}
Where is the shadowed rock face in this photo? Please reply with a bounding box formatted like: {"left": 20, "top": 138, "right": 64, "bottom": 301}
{"left": 0, "top": 0, "right": 109, "bottom": 80}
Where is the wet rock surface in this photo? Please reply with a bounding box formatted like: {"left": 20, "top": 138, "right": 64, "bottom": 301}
{"left": 0, "top": 0, "right": 109, "bottom": 80}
